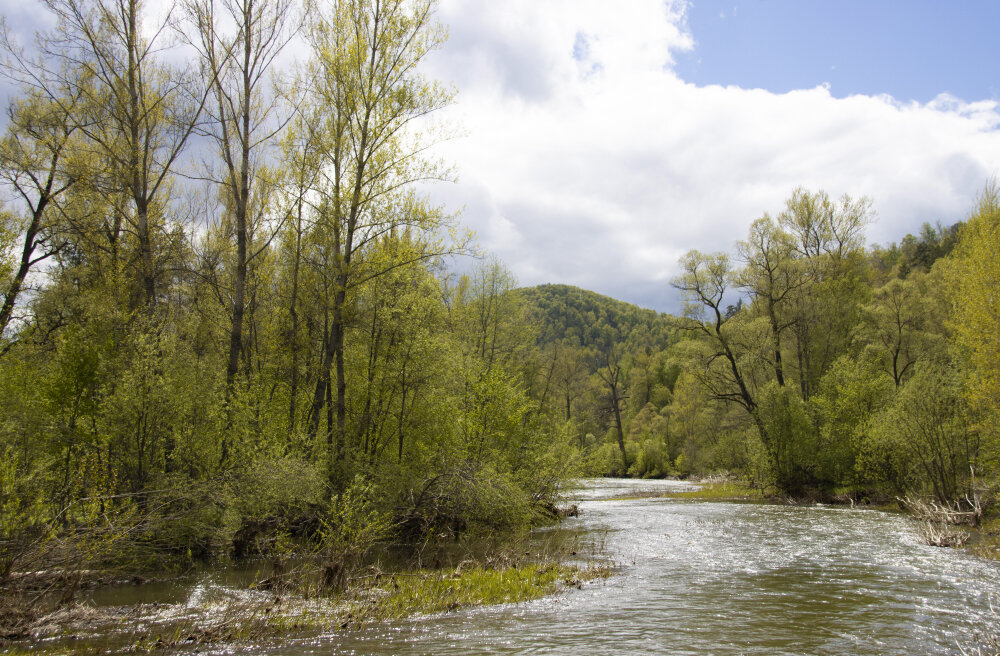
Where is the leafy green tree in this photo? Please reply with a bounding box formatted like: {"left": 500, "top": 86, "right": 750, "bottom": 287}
{"left": 854, "top": 272, "right": 944, "bottom": 388}
{"left": 946, "top": 182, "right": 1000, "bottom": 462}
{"left": 10, "top": 0, "right": 207, "bottom": 312}
{"left": 672, "top": 250, "right": 762, "bottom": 433}
{"left": 779, "top": 188, "right": 874, "bottom": 399}
{"left": 737, "top": 214, "right": 804, "bottom": 387}
{"left": 595, "top": 344, "right": 630, "bottom": 473}
{"left": 184, "top": 0, "right": 298, "bottom": 413}
{"left": 301, "top": 0, "right": 461, "bottom": 484}
{"left": 867, "top": 360, "right": 976, "bottom": 503}
{"left": 811, "top": 356, "right": 894, "bottom": 487}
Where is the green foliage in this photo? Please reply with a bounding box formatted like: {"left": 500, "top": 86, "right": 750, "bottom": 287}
{"left": 518, "top": 284, "right": 675, "bottom": 351}
{"left": 0, "top": 0, "right": 996, "bottom": 589}
{"left": 947, "top": 182, "right": 1000, "bottom": 463}
{"left": 358, "top": 562, "right": 610, "bottom": 619}
{"left": 866, "top": 360, "right": 976, "bottom": 503}
{"left": 756, "top": 382, "right": 816, "bottom": 491}
{"left": 318, "top": 476, "right": 394, "bottom": 590}
{"left": 811, "top": 356, "right": 895, "bottom": 486}
{"left": 870, "top": 221, "right": 962, "bottom": 278}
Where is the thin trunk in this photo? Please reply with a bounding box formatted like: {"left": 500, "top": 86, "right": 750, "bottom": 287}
{"left": 126, "top": 0, "right": 155, "bottom": 310}
{"left": 769, "top": 304, "right": 785, "bottom": 386}
{"left": 0, "top": 216, "right": 41, "bottom": 336}
{"left": 288, "top": 205, "right": 303, "bottom": 436}
{"left": 325, "top": 358, "right": 335, "bottom": 477}
{"left": 308, "top": 317, "right": 331, "bottom": 439}
{"left": 224, "top": 8, "right": 254, "bottom": 424}
{"left": 611, "top": 385, "right": 627, "bottom": 472}
{"left": 397, "top": 366, "right": 407, "bottom": 464}
{"left": 320, "top": 286, "right": 348, "bottom": 484}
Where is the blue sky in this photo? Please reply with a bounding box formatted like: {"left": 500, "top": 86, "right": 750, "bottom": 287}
{"left": 675, "top": 1, "right": 1000, "bottom": 103}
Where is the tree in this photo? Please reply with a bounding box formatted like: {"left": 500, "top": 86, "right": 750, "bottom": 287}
{"left": 0, "top": 91, "right": 84, "bottom": 343}
{"left": 946, "top": 181, "right": 1000, "bottom": 462}
{"left": 184, "top": 0, "right": 299, "bottom": 414}
{"left": 868, "top": 360, "right": 976, "bottom": 503}
{"left": 855, "top": 272, "right": 942, "bottom": 389}
{"left": 595, "top": 343, "right": 629, "bottom": 472}
{"left": 778, "top": 188, "right": 874, "bottom": 398}
{"left": 671, "top": 250, "right": 759, "bottom": 419}
{"left": 736, "top": 214, "right": 804, "bottom": 387}
{"left": 7, "top": 0, "right": 207, "bottom": 312}
{"left": 302, "top": 0, "right": 460, "bottom": 483}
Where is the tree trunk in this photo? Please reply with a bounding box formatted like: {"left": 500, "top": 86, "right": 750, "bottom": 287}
{"left": 612, "top": 386, "right": 627, "bottom": 473}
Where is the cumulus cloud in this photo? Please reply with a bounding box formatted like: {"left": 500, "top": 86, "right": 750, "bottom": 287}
{"left": 420, "top": 0, "right": 1000, "bottom": 310}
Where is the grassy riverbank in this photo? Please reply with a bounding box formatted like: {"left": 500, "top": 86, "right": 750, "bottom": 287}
{"left": 1, "top": 558, "right": 611, "bottom": 654}
{"left": 660, "top": 480, "right": 765, "bottom": 501}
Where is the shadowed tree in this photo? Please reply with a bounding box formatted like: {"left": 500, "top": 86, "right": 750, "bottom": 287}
{"left": 5, "top": 0, "right": 208, "bottom": 312}
{"left": 183, "top": 0, "right": 299, "bottom": 453}
{"left": 0, "top": 91, "right": 85, "bottom": 344}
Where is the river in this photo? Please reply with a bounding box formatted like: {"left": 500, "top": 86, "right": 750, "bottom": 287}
{"left": 264, "top": 478, "right": 1000, "bottom": 655}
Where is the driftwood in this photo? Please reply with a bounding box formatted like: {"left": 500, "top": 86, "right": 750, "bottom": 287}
{"left": 919, "top": 520, "right": 970, "bottom": 548}
{"left": 899, "top": 494, "right": 983, "bottom": 548}
{"left": 899, "top": 493, "right": 984, "bottom": 525}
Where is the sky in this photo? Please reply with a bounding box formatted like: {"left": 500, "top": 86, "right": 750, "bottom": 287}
{"left": 416, "top": 0, "right": 1000, "bottom": 311}
{"left": 2, "top": 0, "right": 999, "bottom": 312}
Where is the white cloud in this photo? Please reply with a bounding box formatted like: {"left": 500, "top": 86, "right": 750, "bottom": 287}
{"left": 420, "top": 0, "right": 1000, "bottom": 311}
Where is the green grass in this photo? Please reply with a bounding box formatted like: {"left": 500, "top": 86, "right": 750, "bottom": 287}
{"left": 381, "top": 562, "right": 607, "bottom": 616}
{"left": 329, "top": 561, "right": 611, "bottom": 628}
{"left": 660, "top": 481, "right": 764, "bottom": 501}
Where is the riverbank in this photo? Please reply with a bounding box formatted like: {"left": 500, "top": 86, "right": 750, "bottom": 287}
{"left": 7, "top": 477, "right": 999, "bottom": 655}
{"left": 1, "top": 555, "right": 611, "bottom": 653}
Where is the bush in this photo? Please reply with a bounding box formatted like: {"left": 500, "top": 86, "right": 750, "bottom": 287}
{"left": 757, "top": 382, "right": 817, "bottom": 492}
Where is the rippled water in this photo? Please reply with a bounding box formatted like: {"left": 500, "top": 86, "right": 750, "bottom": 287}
{"left": 274, "top": 479, "right": 999, "bottom": 655}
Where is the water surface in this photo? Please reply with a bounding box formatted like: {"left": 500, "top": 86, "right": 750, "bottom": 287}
{"left": 275, "top": 478, "right": 998, "bottom": 655}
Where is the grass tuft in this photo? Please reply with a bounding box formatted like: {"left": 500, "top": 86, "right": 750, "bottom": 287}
{"left": 660, "top": 481, "right": 764, "bottom": 501}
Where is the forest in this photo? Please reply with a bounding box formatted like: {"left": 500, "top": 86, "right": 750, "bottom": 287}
{"left": 1, "top": 0, "right": 999, "bottom": 628}
{"left": 543, "top": 189, "right": 995, "bottom": 509}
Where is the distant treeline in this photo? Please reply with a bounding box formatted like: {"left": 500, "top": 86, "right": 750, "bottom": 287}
{"left": 531, "top": 186, "right": 997, "bottom": 507}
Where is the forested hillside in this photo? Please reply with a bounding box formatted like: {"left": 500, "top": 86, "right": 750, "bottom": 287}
{"left": 517, "top": 284, "right": 674, "bottom": 350}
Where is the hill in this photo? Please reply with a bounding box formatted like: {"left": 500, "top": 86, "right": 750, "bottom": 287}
{"left": 516, "top": 284, "right": 677, "bottom": 351}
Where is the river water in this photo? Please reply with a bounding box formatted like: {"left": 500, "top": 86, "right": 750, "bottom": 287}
{"left": 268, "top": 478, "right": 999, "bottom": 655}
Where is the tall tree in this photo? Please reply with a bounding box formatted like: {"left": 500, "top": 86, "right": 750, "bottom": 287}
{"left": 736, "top": 214, "right": 803, "bottom": 387}
{"left": 855, "top": 273, "right": 941, "bottom": 389}
{"left": 779, "top": 188, "right": 873, "bottom": 398}
{"left": 0, "top": 91, "right": 84, "bottom": 343}
{"left": 946, "top": 181, "right": 1000, "bottom": 453}
{"left": 672, "top": 250, "right": 759, "bottom": 420}
{"left": 595, "top": 344, "right": 629, "bottom": 472}
{"left": 184, "top": 0, "right": 298, "bottom": 432}
{"left": 303, "top": 0, "right": 458, "bottom": 482}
